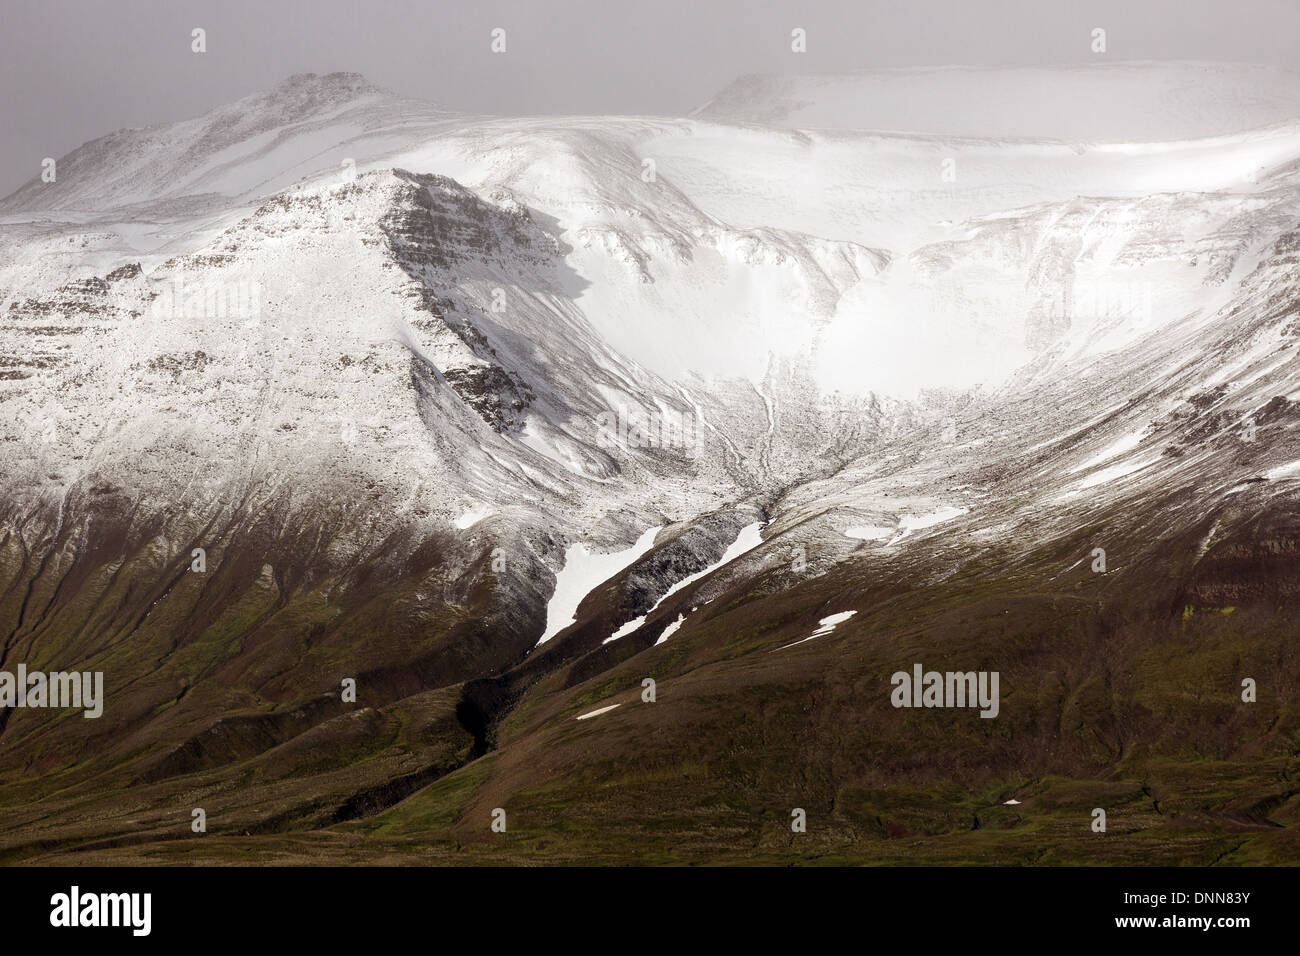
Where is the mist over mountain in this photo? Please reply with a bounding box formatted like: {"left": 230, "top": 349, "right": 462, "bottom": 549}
{"left": 695, "top": 61, "right": 1300, "bottom": 139}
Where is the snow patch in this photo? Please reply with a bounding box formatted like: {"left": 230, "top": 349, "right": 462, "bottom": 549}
{"left": 606, "top": 616, "right": 644, "bottom": 643}
{"left": 845, "top": 525, "right": 894, "bottom": 541}
{"left": 1071, "top": 430, "right": 1147, "bottom": 473}
{"left": 898, "top": 506, "right": 967, "bottom": 534}
{"left": 655, "top": 613, "right": 686, "bottom": 645}
{"left": 776, "top": 610, "right": 857, "bottom": 650}
{"left": 1076, "top": 458, "right": 1153, "bottom": 490}
{"left": 575, "top": 704, "right": 621, "bottom": 721}
{"left": 1266, "top": 459, "right": 1300, "bottom": 480}
{"left": 538, "top": 526, "right": 662, "bottom": 645}
{"left": 454, "top": 505, "right": 492, "bottom": 529}
{"left": 882, "top": 506, "right": 968, "bottom": 545}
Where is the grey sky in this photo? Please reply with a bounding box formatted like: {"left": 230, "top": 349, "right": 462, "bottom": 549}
{"left": 3, "top": 0, "right": 1300, "bottom": 197}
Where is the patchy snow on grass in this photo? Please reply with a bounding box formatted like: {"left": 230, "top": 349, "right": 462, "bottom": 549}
{"left": 657, "top": 521, "right": 765, "bottom": 605}
{"left": 538, "top": 526, "right": 662, "bottom": 645}
{"left": 575, "top": 703, "right": 621, "bottom": 720}
{"left": 846, "top": 507, "right": 966, "bottom": 547}
{"left": 604, "top": 521, "right": 765, "bottom": 643}
{"left": 775, "top": 610, "right": 857, "bottom": 650}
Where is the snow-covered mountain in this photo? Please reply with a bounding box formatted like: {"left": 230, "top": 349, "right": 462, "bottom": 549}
{"left": 1, "top": 66, "right": 1298, "bottom": 863}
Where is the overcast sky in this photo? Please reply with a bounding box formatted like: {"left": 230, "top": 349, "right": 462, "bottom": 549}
{"left": 3, "top": 0, "right": 1300, "bottom": 196}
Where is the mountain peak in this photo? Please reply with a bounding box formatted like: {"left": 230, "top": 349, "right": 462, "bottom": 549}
{"left": 0, "top": 71, "right": 446, "bottom": 214}
{"left": 232, "top": 71, "right": 386, "bottom": 119}
{"left": 270, "top": 71, "right": 379, "bottom": 99}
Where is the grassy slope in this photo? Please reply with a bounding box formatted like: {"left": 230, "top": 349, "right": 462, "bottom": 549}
{"left": 10, "top": 491, "right": 1296, "bottom": 865}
